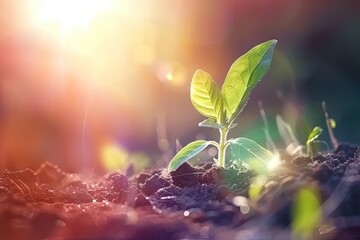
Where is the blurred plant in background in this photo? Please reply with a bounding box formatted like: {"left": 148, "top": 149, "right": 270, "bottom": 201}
{"left": 0, "top": 0, "right": 359, "bottom": 173}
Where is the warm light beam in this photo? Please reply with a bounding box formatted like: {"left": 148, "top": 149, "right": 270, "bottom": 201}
{"left": 36, "top": 0, "right": 113, "bottom": 31}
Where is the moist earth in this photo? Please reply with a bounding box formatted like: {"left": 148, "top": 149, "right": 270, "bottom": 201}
{"left": 0, "top": 143, "right": 360, "bottom": 240}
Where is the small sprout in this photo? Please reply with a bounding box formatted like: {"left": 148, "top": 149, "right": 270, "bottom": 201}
{"left": 307, "top": 126, "right": 323, "bottom": 144}
{"left": 168, "top": 40, "right": 277, "bottom": 171}
{"left": 277, "top": 113, "right": 331, "bottom": 158}
{"left": 306, "top": 126, "right": 323, "bottom": 157}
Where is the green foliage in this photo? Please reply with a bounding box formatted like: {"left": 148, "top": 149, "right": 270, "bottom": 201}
{"left": 168, "top": 40, "right": 277, "bottom": 171}
{"left": 222, "top": 40, "right": 277, "bottom": 122}
{"left": 307, "top": 126, "right": 323, "bottom": 143}
{"left": 198, "top": 118, "right": 223, "bottom": 129}
{"left": 276, "top": 114, "right": 329, "bottom": 157}
{"left": 227, "top": 138, "right": 274, "bottom": 174}
{"left": 168, "top": 140, "right": 210, "bottom": 172}
{"left": 198, "top": 118, "right": 238, "bottom": 129}
{"left": 191, "top": 70, "right": 223, "bottom": 122}
{"left": 306, "top": 126, "right": 323, "bottom": 157}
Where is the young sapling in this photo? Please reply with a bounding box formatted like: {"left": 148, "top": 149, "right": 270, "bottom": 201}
{"left": 306, "top": 126, "right": 323, "bottom": 157}
{"left": 276, "top": 115, "right": 328, "bottom": 158}
{"left": 168, "top": 40, "right": 277, "bottom": 172}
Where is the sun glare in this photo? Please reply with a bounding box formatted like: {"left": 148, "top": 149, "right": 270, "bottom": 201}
{"left": 267, "top": 155, "right": 281, "bottom": 171}
{"left": 36, "top": 0, "right": 113, "bottom": 31}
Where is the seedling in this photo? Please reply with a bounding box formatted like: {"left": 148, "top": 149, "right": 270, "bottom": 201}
{"left": 276, "top": 115, "right": 325, "bottom": 158}
{"left": 306, "top": 126, "right": 323, "bottom": 157}
{"left": 168, "top": 40, "right": 277, "bottom": 172}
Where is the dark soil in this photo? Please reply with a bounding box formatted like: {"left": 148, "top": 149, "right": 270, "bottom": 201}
{"left": 1, "top": 143, "right": 360, "bottom": 239}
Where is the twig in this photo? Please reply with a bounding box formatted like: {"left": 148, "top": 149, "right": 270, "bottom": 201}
{"left": 322, "top": 101, "right": 339, "bottom": 150}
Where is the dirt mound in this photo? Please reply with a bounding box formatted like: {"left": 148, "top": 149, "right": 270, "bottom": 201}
{"left": 1, "top": 143, "right": 360, "bottom": 239}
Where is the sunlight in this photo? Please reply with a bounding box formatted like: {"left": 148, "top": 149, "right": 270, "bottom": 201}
{"left": 267, "top": 154, "right": 281, "bottom": 171}
{"left": 36, "top": 0, "right": 114, "bottom": 32}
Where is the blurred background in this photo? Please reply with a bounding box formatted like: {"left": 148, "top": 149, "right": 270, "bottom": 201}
{"left": 0, "top": 0, "right": 359, "bottom": 173}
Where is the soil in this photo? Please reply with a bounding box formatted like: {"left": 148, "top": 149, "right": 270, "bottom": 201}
{"left": 1, "top": 143, "right": 360, "bottom": 240}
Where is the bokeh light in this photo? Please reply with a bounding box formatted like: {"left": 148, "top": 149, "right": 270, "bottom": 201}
{"left": 101, "top": 143, "right": 128, "bottom": 171}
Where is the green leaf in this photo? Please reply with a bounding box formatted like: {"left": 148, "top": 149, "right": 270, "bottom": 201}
{"left": 307, "top": 126, "right": 323, "bottom": 143}
{"left": 221, "top": 40, "right": 277, "bottom": 121}
{"left": 307, "top": 126, "right": 323, "bottom": 157}
{"left": 199, "top": 118, "right": 238, "bottom": 129}
{"left": 168, "top": 140, "right": 210, "bottom": 172}
{"left": 226, "top": 137, "right": 274, "bottom": 174}
{"left": 190, "top": 70, "right": 223, "bottom": 122}
{"left": 198, "top": 118, "right": 223, "bottom": 129}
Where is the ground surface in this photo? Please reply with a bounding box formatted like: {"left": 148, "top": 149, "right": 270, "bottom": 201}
{"left": 1, "top": 143, "right": 360, "bottom": 240}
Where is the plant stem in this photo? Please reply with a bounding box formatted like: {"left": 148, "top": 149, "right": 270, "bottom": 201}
{"left": 306, "top": 141, "right": 311, "bottom": 158}
{"left": 322, "top": 101, "right": 339, "bottom": 150}
{"left": 218, "top": 127, "right": 228, "bottom": 168}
